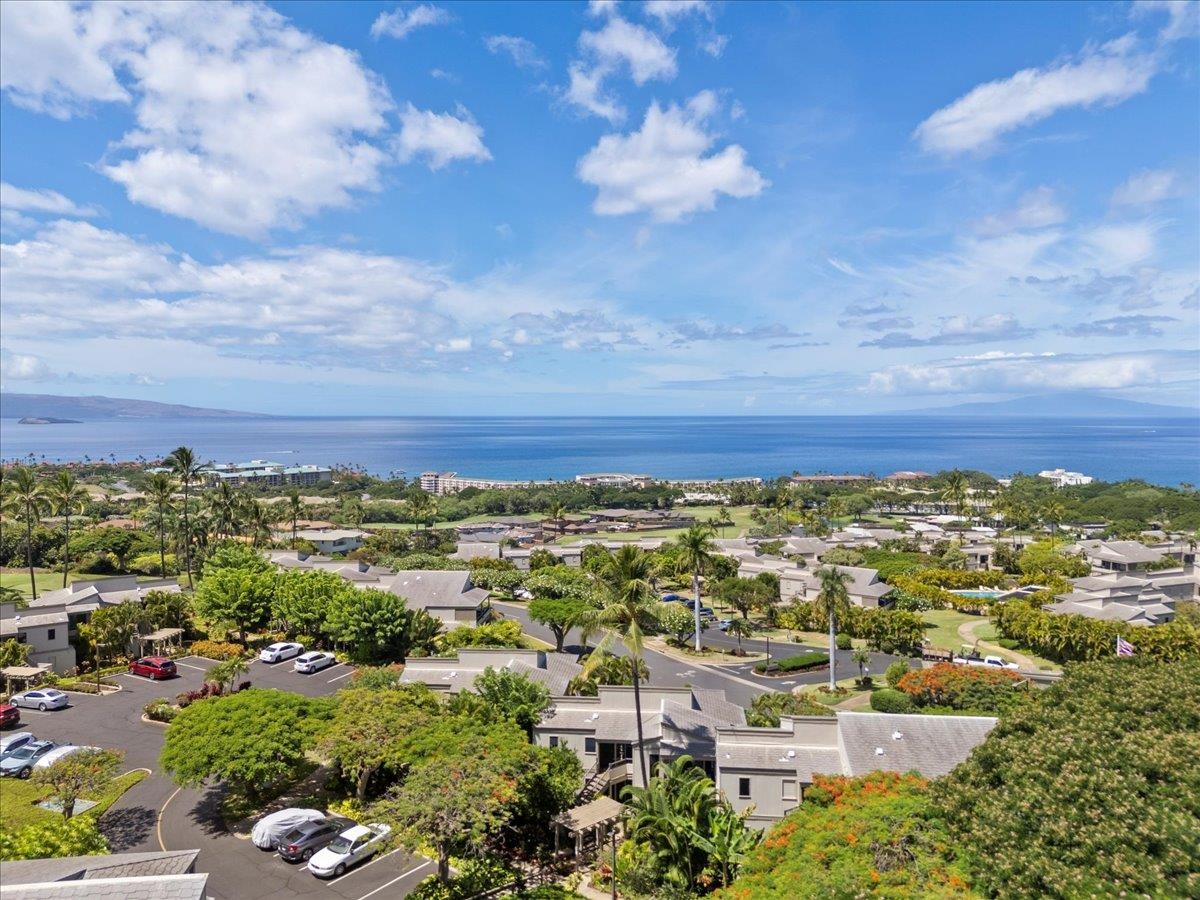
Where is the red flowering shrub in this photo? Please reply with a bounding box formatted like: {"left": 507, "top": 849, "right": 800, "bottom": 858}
{"left": 896, "top": 662, "right": 1023, "bottom": 713}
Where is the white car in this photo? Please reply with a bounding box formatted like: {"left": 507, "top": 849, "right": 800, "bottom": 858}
{"left": 251, "top": 807, "right": 326, "bottom": 850}
{"left": 308, "top": 823, "right": 392, "bottom": 878}
{"left": 0, "top": 732, "right": 36, "bottom": 759}
{"left": 34, "top": 745, "right": 101, "bottom": 770}
{"left": 259, "top": 642, "right": 304, "bottom": 663}
{"left": 10, "top": 689, "right": 69, "bottom": 711}
{"left": 293, "top": 652, "right": 337, "bottom": 674}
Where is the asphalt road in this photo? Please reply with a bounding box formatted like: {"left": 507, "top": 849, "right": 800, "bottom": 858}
{"left": 492, "top": 601, "right": 902, "bottom": 705}
{"left": 6, "top": 655, "right": 434, "bottom": 900}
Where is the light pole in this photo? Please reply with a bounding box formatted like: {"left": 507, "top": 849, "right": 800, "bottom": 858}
{"left": 610, "top": 826, "right": 618, "bottom": 900}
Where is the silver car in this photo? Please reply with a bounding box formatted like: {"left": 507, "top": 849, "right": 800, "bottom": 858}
{"left": 0, "top": 740, "right": 57, "bottom": 778}
{"left": 10, "top": 689, "right": 69, "bottom": 711}
{"left": 0, "top": 732, "right": 36, "bottom": 759}
{"left": 307, "top": 823, "right": 391, "bottom": 878}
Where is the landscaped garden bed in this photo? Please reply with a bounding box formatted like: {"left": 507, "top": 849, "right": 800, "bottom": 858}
{"left": 753, "top": 651, "right": 829, "bottom": 675}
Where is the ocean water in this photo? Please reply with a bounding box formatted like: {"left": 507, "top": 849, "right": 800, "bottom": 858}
{"left": 1, "top": 416, "right": 1197, "bottom": 486}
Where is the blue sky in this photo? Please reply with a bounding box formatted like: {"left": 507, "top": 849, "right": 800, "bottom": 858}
{"left": 1, "top": 0, "right": 1197, "bottom": 415}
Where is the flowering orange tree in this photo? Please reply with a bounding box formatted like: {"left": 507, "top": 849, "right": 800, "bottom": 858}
{"left": 713, "top": 772, "right": 973, "bottom": 899}
{"left": 895, "top": 662, "right": 1026, "bottom": 713}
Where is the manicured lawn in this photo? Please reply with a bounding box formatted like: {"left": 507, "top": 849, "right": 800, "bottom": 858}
{"left": 0, "top": 769, "right": 148, "bottom": 829}
{"left": 0, "top": 570, "right": 87, "bottom": 599}
{"left": 920, "top": 609, "right": 987, "bottom": 653}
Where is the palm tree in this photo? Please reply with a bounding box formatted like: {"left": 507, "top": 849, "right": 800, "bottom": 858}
{"left": 814, "top": 566, "right": 852, "bottom": 691}
{"left": 3, "top": 466, "right": 49, "bottom": 599}
{"left": 675, "top": 523, "right": 717, "bottom": 652}
{"left": 207, "top": 482, "right": 241, "bottom": 540}
{"left": 287, "top": 489, "right": 304, "bottom": 548}
{"left": 1041, "top": 499, "right": 1066, "bottom": 547}
{"left": 711, "top": 505, "right": 734, "bottom": 538}
{"left": 544, "top": 501, "right": 566, "bottom": 538}
{"left": 341, "top": 495, "right": 365, "bottom": 527}
{"left": 852, "top": 645, "right": 871, "bottom": 684}
{"left": 145, "top": 473, "right": 176, "bottom": 575}
{"left": 166, "top": 447, "right": 205, "bottom": 589}
{"left": 45, "top": 471, "right": 88, "bottom": 588}
{"left": 591, "top": 545, "right": 661, "bottom": 786}
{"left": 246, "top": 501, "right": 274, "bottom": 548}
{"left": 941, "top": 470, "right": 970, "bottom": 542}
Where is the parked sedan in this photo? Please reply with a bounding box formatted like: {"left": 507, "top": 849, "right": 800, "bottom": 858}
{"left": 0, "top": 740, "right": 57, "bottom": 778}
{"left": 278, "top": 817, "right": 355, "bottom": 863}
{"left": 0, "top": 702, "right": 20, "bottom": 728}
{"left": 308, "top": 823, "right": 392, "bottom": 879}
{"left": 293, "top": 652, "right": 337, "bottom": 674}
{"left": 10, "top": 689, "right": 69, "bottom": 712}
{"left": 251, "top": 808, "right": 326, "bottom": 850}
{"left": 0, "top": 732, "right": 35, "bottom": 758}
{"left": 128, "top": 657, "right": 178, "bottom": 680}
{"left": 259, "top": 642, "right": 304, "bottom": 664}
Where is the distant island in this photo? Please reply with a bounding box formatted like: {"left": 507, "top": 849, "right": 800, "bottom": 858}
{"left": 0, "top": 393, "right": 273, "bottom": 421}
{"left": 902, "top": 391, "right": 1199, "bottom": 418}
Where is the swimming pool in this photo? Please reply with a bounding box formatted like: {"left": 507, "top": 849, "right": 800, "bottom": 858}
{"left": 952, "top": 590, "right": 1004, "bottom": 599}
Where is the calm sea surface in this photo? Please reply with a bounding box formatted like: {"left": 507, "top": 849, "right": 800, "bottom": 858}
{"left": 1, "top": 416, "right": 1197, "bottom": 486}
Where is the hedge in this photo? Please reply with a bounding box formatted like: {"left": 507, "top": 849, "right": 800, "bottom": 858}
{"left": 755, "top": 652, "right": 829, "bottom": 674}
{"left": 870, "top": 689, "right": 915, "bottom": 714}
{"left": 187, "top": 640, "right": 246, "bottom": 661}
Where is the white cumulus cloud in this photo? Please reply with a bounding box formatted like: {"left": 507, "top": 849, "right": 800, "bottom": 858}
{"left": 371, "top": 4, "right": 453, "bottom": 40}
{"left": 577, "top": 92, "right": 766, "bottom": 222}
{"left": 564, "top": 14, "right": 677, "bottom": 122}
{"left": 0, "top": 183, "right": 96, "bottom": 217}
{"left": 914, "top": 36, "right": 1159, "bottom": 156}
{"left": 1111, "top": 168, "right": 1181, "bottom": 206}
{"left": 0, "top": 351, "right": 57, "bottom": 382}
{"left": 394, "top": 104, "right": 492, "bottom": 170}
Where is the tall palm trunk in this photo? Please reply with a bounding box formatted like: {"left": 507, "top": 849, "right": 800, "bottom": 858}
{"left": 61, "top": 510, "right": 72, "bottom": 588}
{"left": 181, "top": 481, "right": 193, "bottom": 589}
{"left": 828, "top": 612, "right": 837, "bottom": 691}
{"left": 157, "top": 501, "right": 167, "bottom": 575}
{"left": 631, "top": 657, "right": 649, "bottom": 787}
{"left": 692, "top": 570, "right": 702, "bottom": 652}
{"left": 25, "top": 511, "right": 37, "bottom": 599}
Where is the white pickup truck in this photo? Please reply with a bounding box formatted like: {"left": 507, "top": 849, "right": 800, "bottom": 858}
{"left": 952, "top": 654, "right": 1020, "bottom": 671}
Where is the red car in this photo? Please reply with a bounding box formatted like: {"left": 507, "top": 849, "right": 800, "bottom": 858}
{"left": 128, "top": 657, "right": 178, "bottom": 680}
{"left": 0, "top": 703, "right": 19, "bottom": 729}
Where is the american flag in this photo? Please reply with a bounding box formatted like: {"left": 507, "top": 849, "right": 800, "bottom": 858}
{"left": 1116, "top": 636, "right": 1135, "bottom": 657}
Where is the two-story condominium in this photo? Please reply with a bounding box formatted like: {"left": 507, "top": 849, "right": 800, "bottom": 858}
{"left": 384, "top": 570, "right": 492, "bottom": 629}
{"left": 292, "top": 528, "right": 365, "bottom": 555}
{"left": 715, "top": 712, "right": 998, "bottom": 827}
{"left": 198, "top": 460, "right": 332, "bottom": 487}
{"left": 400, "top": 648, "right": 582, "bottom": 695}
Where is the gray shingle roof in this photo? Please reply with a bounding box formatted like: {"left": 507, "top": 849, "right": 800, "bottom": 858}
{"left": 837, "top": 711, "right": 996, "bottom": 778}
{"left": 717, "top": 745, "right": 843, "bottom": 780}
{"left": 0, "top": 850, "right": 199, "bottom": 885}
{"left": 385, "top": 570, "right": 490, "bottom": 611}
{"left": 0, "top": 874, "right": 208, "bottom": 900}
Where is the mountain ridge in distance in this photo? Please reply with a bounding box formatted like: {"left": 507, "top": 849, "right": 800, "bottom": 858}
{"left": 902, "top": 391, "right": 1198, "bottom": 418}
{"left": 0, "top": 393, "right": 273, "bottom": 420}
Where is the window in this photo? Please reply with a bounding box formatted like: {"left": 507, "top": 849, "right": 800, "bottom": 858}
{"left": 47, "top": 628, "right": 56, "bottom": 641}
{"left": 548, "top": 736, "right": 560, "bottom": 748}
{"left": 738, "top": 777, "right": 751, "bottom": 799}
{"left": 782, "top": 779, "right": 798, "bottom": 801}
{"left": 16, "top": 633, "right": 26, "bottom": 643}
{"left": 585, "top": 737, "right": 597, "bottom": 754}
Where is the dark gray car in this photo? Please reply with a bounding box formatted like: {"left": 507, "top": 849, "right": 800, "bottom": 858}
{"left": 277, "top": 817, "right": 355, "bottom": 863}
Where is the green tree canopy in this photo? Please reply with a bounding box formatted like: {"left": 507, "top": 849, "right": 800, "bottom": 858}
{"left": 272, "top": 569, "right": 345, "bottom": 638}
{"left": 192, "top": 566, "right": 273, "bottom": 644}
{"left": 712, "top": 577, "right": 774, "bottom": 619}
{"left": 31, "top": 749, "right": 123, "bottom": 820}
{"left": 200, "top": 539, "right": 272, "bottom": 577}
{"left": 324, "top": 587, "right": 411, "bottom": 663}
{"left": 934, "top": 657, "right": 1200, "bottom": 898}
{"left": 318, "top": 685, "right": 441, "bottom": 800}
{"left": 0, "top": 817, "right": 108, "bottom": 861}
{"left": 528, "top": 596, "right": 592, "bottom": 652}
{"left": 447, "top": 666, "right": 551, "bottom": 736}
{"left": 160, "top": 689, "right": 333, "bottom": 800}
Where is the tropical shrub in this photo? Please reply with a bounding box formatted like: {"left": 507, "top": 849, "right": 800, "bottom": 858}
{"left": 884, "top": 659, "right": 910, "bottom": 686}
{"left": 746, "top": 691, "right": 833, "bottom": 726}
{"left": 1016, "top": 542, "right": 1090, "bottom": 580}
{"left": 755, "top": 652, "right": 828, "bottom": 674}
{"left": 187, "top": 640, "right": 245, "bottom": 661}
{"left": 715, "top": 772, "right": 972, "bottom": 899}
{"left": 896, "top": 662, "right": 1024, "bottom": 713}
{"left": 144, "top": 698, "right": 178, "bottom": 722}
{"left": 995, "top": 598, "right": 1200, "bottom": 663}
{"left": 935, "top": 657, "right": 1200, "bottom": 898}
{"left": 835, "top": 633, "right": 852, "bottom": 650}
{"left": 438, "top": 620, "right": 524, "bottom": 652}
{"left": 869, "top": 688, "right": 915, "bottom": 714}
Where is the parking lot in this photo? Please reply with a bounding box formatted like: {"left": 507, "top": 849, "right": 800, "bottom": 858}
{"left": 3, "top": 654, "right": 436, "bottom": 899}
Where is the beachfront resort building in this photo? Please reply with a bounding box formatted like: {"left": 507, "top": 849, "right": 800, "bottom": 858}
{"left": 419, "top": 471, "right": 557, "bottom": 495}
{"left": 198, "top": 460, "right": 332, "bottom": 487}
{"left": 575, "top": 473, "right": 655, "bottom": 488}
{"left": 1038, "top": 468, "right": 1094, "bottom": 487}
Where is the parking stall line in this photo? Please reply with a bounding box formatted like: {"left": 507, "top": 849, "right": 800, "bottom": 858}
{"left": 174, "top": 663, "right": 208, "bottom": 672}
{"left": 327, "top": 670, "right": 355, "bottom": 684}
{"left": 354, "top": 860, "right": 433, "bottom": 900}
{"left": 324, "top": 847, "right": 403, "bottom": 886}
